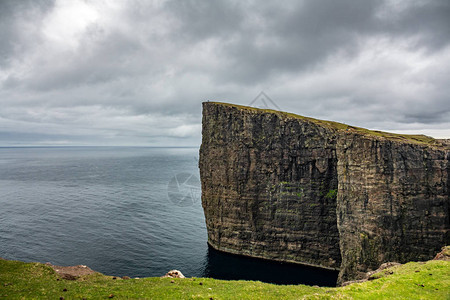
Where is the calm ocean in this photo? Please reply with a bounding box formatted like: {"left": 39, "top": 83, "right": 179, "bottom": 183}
{"left": 0, "top": 147, "right": 337, "bottom": 286}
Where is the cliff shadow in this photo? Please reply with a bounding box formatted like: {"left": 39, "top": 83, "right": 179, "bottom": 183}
{"left": 201, "top": 245, "right": 338, "bottom": 286}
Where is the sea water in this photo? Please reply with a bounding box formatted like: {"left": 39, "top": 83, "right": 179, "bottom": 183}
{"left": 0, "top": 147, "right": 337, "bottom": 286}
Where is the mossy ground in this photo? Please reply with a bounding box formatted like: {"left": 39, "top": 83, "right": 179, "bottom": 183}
{"left": 209, "top": 102, "right": 443, "bottom": 147}
{"left": 1, "top": 258, "right": 449, "bottom": 299}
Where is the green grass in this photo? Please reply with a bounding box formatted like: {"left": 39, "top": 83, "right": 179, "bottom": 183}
{"left": 210, "top": 102, "right": 445, "bottom": 147}
{"left": 1, "top": 258, "right": 449, "bottom": 299}
{"left": 325, "top": 189, "right": 338, "bottom": 200}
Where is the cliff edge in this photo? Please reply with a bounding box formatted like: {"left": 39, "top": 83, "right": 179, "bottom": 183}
{"left": 199, "top": 102, "right": 449, "bottom": 285}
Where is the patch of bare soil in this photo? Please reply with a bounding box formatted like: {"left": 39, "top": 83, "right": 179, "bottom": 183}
{"left": 45, "top": 263, "right": 97, "bottom": 280}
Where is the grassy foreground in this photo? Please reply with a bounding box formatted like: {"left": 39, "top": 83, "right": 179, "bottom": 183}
{"left": 0, "top": 258, "right": 449, "bottom": 299}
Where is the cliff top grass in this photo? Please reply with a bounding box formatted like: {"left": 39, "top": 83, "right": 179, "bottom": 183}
{"left": 1, "top": 255, "right": 449, "bottom": 299}
{"left": 208, "top": 102, "right": 447, "bottom": 148}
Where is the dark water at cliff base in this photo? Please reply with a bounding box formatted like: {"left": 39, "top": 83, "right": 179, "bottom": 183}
{"left": 0, "top": 147, "right": 337, "bottom": 286}
{"left": 204, "top": 246, "right": 338, "bottom": 286}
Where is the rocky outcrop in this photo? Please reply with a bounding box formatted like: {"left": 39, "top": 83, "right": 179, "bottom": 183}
{"left": 161, "top": 270, "right": 185, "bottom": 278}
{"left": 433, "top": 245, "right": 450, "bottom": 261}
{"left": 341, "top": 262, "right": 401, "bottom": 286}
{"left": 199, "top": 102, "right": 449, "bottom": 285}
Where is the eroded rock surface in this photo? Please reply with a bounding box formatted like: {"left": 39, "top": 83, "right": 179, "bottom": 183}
{"left": 199, "top": 102, "right": 449, "bottom": 284}
{"left": 433, "top": 245, "right": 450, "bottom": 261}
{"left": 336, "top": 133, "right": 449, "bottom": 283}
{"left": 199, "top": 102, "right": 341, "bottom": 270}
{"left": 161, "top": 270, "right": 185, "bottom": 278}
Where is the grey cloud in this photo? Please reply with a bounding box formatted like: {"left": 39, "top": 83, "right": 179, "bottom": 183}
{"left": 194, "top": 0, "right": 382, "bottom": 83}
{"left": 213, "top": 0, "right": 450, "bottom": 84}
{"left": 0, "top": 0, "right": 55, "bottom": 67}
{"left": 0, "top": 0, "right": 449, "bottom": 146}
{"left": 163, "top": 0, "right": 244, "bottom": 41}
{"left": 382, "top": 1, "right": 450, "bottom": 51}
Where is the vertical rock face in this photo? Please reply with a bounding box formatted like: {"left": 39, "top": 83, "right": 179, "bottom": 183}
{"left": 199, "top": 102, "right": 341, "bottom": 269}
{"left": 199, "top": 102, "right": 450, "bottom": 284}
{"left": 336, "top": 133, "right": 450, "bottom": 283}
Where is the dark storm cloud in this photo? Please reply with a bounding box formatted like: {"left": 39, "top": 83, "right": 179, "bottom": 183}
{"left": 220, "top": 0, "right": 380, "bottom": 82}
{"left": 206, "top": 0, "right": 450, "bottom": 84}
{"left": 0, "top": 0, "right": 449, "bottom": 146}
{"left": 383, "top": 1, "right": 450, "bottom": 51}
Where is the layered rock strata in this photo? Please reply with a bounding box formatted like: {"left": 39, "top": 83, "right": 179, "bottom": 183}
{"left": 199, "top": 102, "right": 449, "bottom": 284}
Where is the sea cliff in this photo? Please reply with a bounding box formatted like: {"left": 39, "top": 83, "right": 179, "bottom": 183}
{"left": 199, "top": 102, "right": 449, "bottom": 284}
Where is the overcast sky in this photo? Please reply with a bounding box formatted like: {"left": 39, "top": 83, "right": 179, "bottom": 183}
{"left": 1, "top": 0, "right": 449, "bottom": 146}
